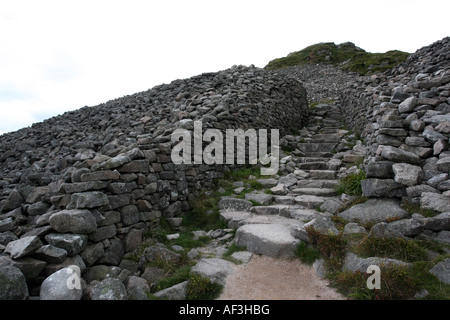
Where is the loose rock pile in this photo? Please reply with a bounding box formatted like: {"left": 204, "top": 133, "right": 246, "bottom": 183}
{"left": 0, "top": 65, "right": 308, "bottom": 299}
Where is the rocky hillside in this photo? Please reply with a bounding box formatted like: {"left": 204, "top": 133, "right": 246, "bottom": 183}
{"left": 0, "top": 36, "right": 449, "bottom": 301}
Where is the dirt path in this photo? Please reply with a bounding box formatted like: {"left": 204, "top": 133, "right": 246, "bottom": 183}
{"left": 217, "top": 255, "right": 346, "bottom": 300}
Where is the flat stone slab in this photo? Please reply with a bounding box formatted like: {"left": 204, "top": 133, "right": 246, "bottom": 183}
{"left": 220, "top": 211, "right": 252, "bottom": 229}
{"left": 235, "top": 224, "right": 300, "bottom": 258}
{"left": 191, "top": 258, "right": 236, "bottom": 286}
{"left": 294, "top": 195, "right": 325, "bottom": 209}
{"left": 291, "top": 188, "right": 337, "bottom": 197}
{"left": 338, "top": 199, "right": 409, "bottom": 224}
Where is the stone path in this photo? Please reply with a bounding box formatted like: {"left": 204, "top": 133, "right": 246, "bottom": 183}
{"left": 216, "top": 102, "right": 362, "bottom": 299}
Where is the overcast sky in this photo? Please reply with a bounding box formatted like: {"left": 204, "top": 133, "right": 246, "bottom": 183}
{"left": 1, "top": 0, "right": 449, "bottom": 135}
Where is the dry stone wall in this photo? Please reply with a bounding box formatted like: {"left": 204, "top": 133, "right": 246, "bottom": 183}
{"left": 0, "top": 65, "right": 309, "bottom": 297}
{"left": 339, "top": 37, "right": 450, "bottom": 212}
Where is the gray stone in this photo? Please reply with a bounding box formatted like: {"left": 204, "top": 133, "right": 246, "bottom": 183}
{"left": 45, "top": 233, "right": 88, "bottom": 256}
{"left": 49, "top": 209, "right": 97, "bottom": 234}
{"left": 2, "top": 190, "right": 24, "bottom": 212}
{"left": 67, "top": 192, "right": 109, "bottom": 209}
{"left": 424, "top": 212, "right": 450, "bottom": 231}
{"left": 0, "top": 231, "right": 18, "bottom": 246}
{"left": 0, "top": 217, "right": 14, "bottom": 232}
{"left": 0, "top": 266, "right": 29, "bottom": 300}
{"left": 361, "top": 179, "right": 405, "bottom": 198}
{"left": 81, "top": 242, "right": 105, "bottom": 266}
{"left": 40, "top": 267, "right": 83, "bottom": 300}
{"left": 343, "top": 252, "right": 410, "bottom": 273}
{"left": 338, "top": 199, "right": 409, "bottom": 224}
{"left": 371, "top": 218, "right": 424, "bottom": 238}
{"left": 83, "top": 265, "right": 121, "bottom": 284}
{"left": 294, "top": 195, "right": 325, "bottom": 209}
{"left": 320, "top": 198, "right": 345, "bottom": 214}
{"left": 290, "top": 223, "right": 309, "bottom": 242}
{"left": 5, "top": 236, "right": 43, "bottom": 260}
{"left": 392, "top": 163, "right": 423, "bottom": 186}
{"left": 90, "top": 278, "right": 128, "bottom": 300}
{"left": 429, "top": 258, "right": 450, "bottom": 284}
{"left": 304, "top": 216, "right": 339, "bottom": 235}
{"left": 80, "top": 170, "right": 121, "bottom": 182}
{"left": 270, "top": 184, "right": 288, "bottom": 195}
{"left": 366, "top": 161, "right": 394, "bottom": 179}
{"left": 191, "top": 258, "right": 236, "bottom": 286}
{"left": 380, "top": 146, "right": 422, "bottom": 164}
{"left": 423, "top": 128, "right": 446, "bottom": 143}
{"left": 33, "top": 245, "right": 68, "bottom": 264}
{"left": 125, "top": 276, "right": 150, "bottom": 300}
{"left": 406, "top": 185, "right": 439, "bottom": 198}
{"left": 0, "top": 256, "right": 47, "bottom": 280}
{"left": 343, "top": 223, "right": 368, "bottom": 235}
{"left": 88, "top": 225, "right": 117, "bottom": 242}
{"left": 120, "top": 205, "right": 139, "bottom": 226}
{"left": 278, "top": 173, "right": 298, "bottom": 187}
{"left": 235, "top": 224, "right": 300, "bottom": 258}
{"left": 62, "top": 181, "right": 110, "bottom": 193}
{"left": 218, "top": 197, "right": 253, "bottom": 211}
{"left": 256, "top": 178, "right": 278, "bottom": 188}
{"left": 421, "top": 192, "right": 450, "bottom": 213}
{"left": 94, "top": 155, "right": 132, "bottom": 171}
{"left": 428, "top": 173, "right": 449, "bottom": 187}
{"left": 436, "top": 157, "right": 450, "bottom": 172}
{"left": 97, "top": 237, "right": 124, "bottom": 266}
{"left": 153, "top": 281, "right": 188, "bottom": 300}
{"left": 398, "top": 96, "right": 417, "bottom": 113}
{"left": 244, "top": 192, "right": 273, "bottom": 205}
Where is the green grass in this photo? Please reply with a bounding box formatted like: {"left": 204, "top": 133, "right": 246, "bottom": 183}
{"left": 335, "top": 169, "right": 366, "bottom": 196}
{"left": 295, "top": 242, "right": 322, "bottom": 265}
{"left": 186, "top": 273, "right": 223, "bottom": 300}
{"left": 265, "top": 42, "right": 409, "bottom": 75}
{"left": 353, "top": 236, "right": 429, "bottom": 263}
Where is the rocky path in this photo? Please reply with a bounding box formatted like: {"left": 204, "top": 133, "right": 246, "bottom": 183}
{"left": 215, "top": 101, "right": 361, "bottom": 300}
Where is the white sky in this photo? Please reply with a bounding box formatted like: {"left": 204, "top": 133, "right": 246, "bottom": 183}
{"left": 1, "top": 0, "right": 449, "bottom": 134}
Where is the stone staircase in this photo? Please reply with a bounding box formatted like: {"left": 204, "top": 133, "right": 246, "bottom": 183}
{"left": 219, "top": 103, "right": 357, "bottom": 259}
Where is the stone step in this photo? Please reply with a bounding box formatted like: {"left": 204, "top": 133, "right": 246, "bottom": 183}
{"left": 234, "top": 223, "right": 300, "bottom": 259}
{"left": 303, "top": 152, "right": 335, "bottom": 158}
{"left": 219, "top": 210, "right": 253, "bottom": 229}
{"left": 249, "top": 204, "right": 303, "bottom": 217}
{"left": 290, "top": 188, "right": 338, "bottom": 197}
{"left": 294, "top": 195, "right": 326, "bottom": 209}
{"left": 298, "top": 157, "right": 331, "bottom": 163}
{"left": 310, "top": 134, "right": 341, "bottom": 142}
{"left": 308, "top": 170, "right": 337, "bottom": 180}
{"left": 296, "top": 179, "right": 339, "bottom": 189}
{"left": 297, "top": 162, "right": 328, "bottom": 170}
{"left": 297, "top": 143, "right": 337, "bottom": 153}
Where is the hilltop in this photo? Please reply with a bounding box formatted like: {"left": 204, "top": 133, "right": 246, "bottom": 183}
{"left": 265, "top": 41, "right": 409, "bottom": 75}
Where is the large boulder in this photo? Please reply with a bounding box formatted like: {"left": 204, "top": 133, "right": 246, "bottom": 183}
{"left": 49, "top": 209, "right": 97, "bottom": 234}
{"left": 235, "top": 224, "right": 300, "bottom": 258}
{"left": 338, "top": 199, "right": 409, "bottom": 224}
{"left": 0, "top": 266, "right": 29, "bottom": 300}
{"left": 40, "top": 267, "right": 83, "bottom": 300}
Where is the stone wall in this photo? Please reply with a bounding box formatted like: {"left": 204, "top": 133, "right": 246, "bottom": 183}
{"left": 0, "top": 65, "right": 309, "bottom": 294}
{"left": 339, "top": 37, "right": 450, "bottom": 212}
